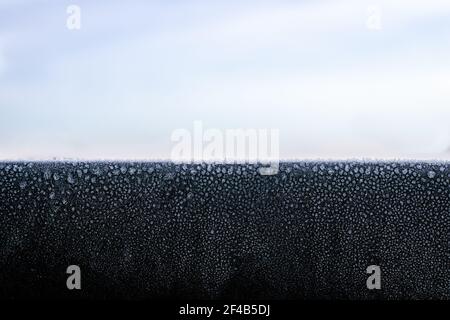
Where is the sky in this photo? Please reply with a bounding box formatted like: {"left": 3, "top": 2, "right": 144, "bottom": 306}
{"left": 0, "top": 0, "right": 450, "bottom": 160}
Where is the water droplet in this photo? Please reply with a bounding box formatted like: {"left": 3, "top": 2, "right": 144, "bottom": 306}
{"left": 67, "top": 174, "right": 75, "bottom": 184}
{"left": 44, "top": 169, "right": 51, "bottom": 180}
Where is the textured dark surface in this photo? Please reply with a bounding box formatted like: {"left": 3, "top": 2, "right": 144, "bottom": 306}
{"left": 0, "top": 161, "right": 449, "bottom": 300}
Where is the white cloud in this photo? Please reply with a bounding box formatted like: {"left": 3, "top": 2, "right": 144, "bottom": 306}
{"left": 1, "top": 1, "right": 450, "bottom": 159}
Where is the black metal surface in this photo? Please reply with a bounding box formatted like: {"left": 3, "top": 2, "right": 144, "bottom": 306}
{"left": 0, "top": 161, "right": 448, "bottom": 299}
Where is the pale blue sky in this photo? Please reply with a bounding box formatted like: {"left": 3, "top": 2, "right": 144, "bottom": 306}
{"left": 1, "top": 0, "right": 450, "bottom": 159}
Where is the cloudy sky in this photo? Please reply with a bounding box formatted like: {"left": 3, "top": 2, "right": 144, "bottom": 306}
{"left": 0, "top": 0, "right": 450, "bottom": 160}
